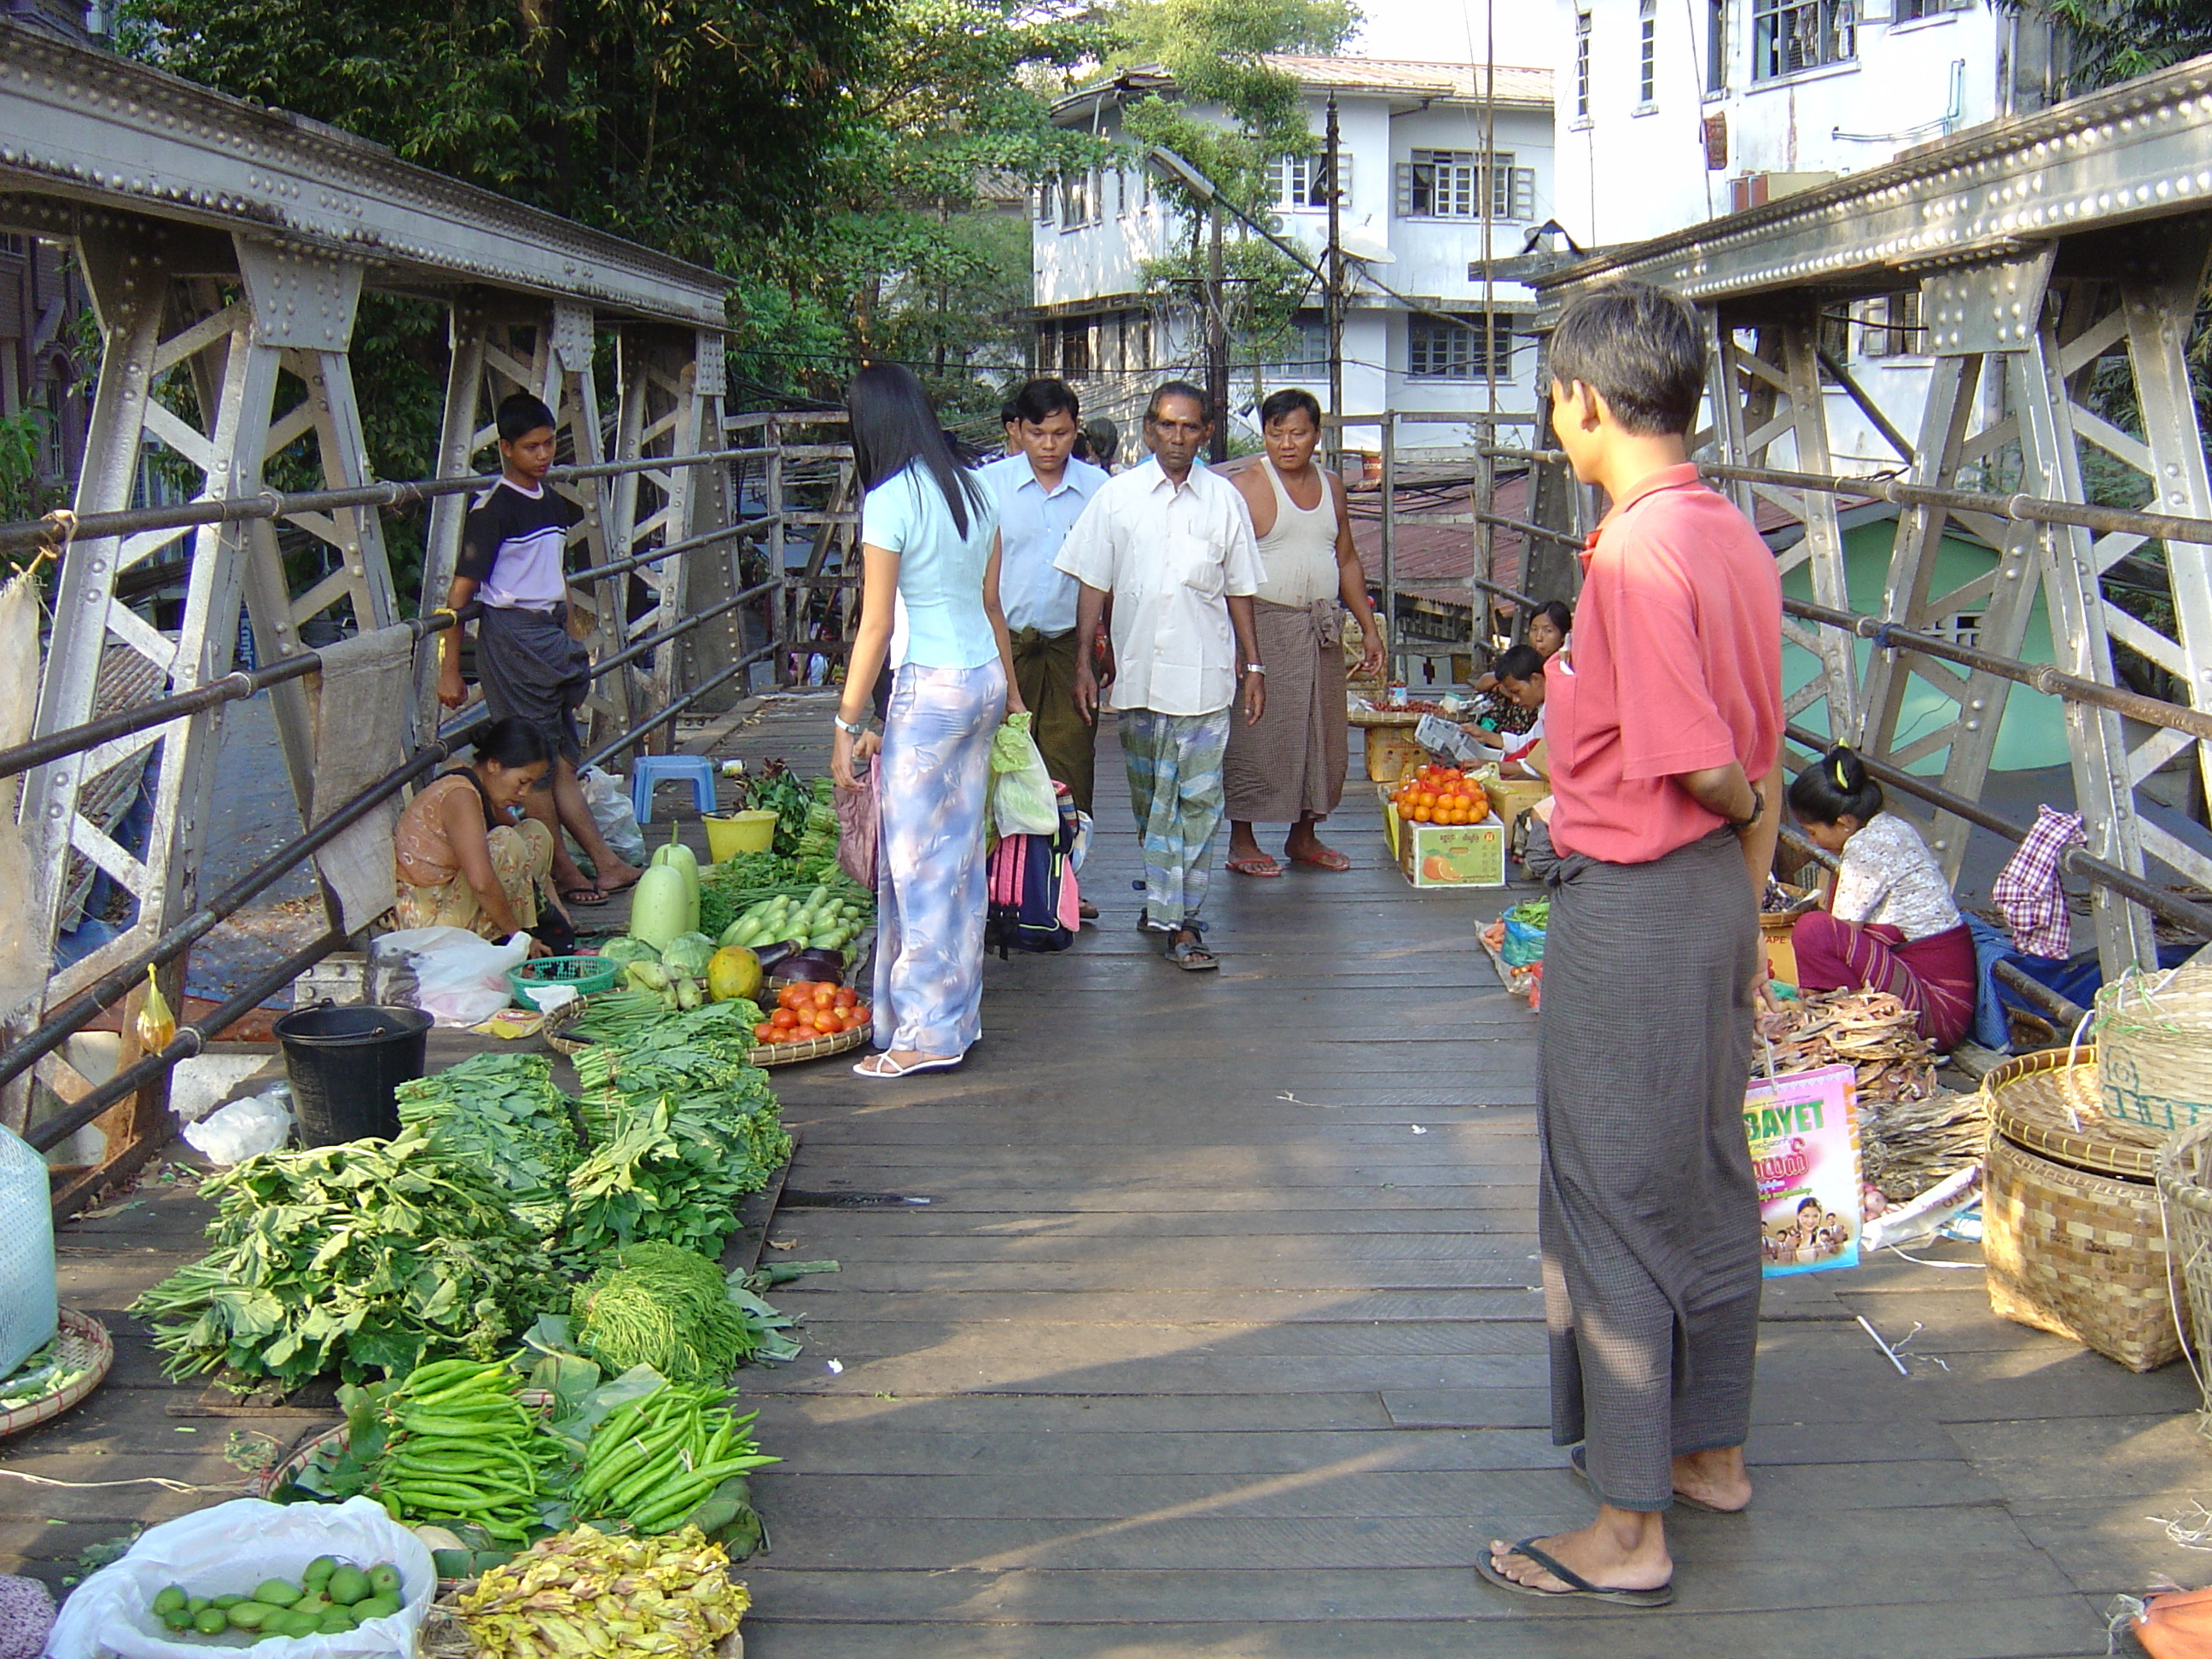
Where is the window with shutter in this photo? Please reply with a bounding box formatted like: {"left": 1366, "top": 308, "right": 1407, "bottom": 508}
{"left": 1575, "top": 12, "right": 1592, "bottom": 118}
{"left": 1407, "top": 316, "right": 1516, "bottom": 379}
{"left": 1400, "top": 151, "right": 1511, "bottom": 218}
{"left": 1036, "top": 182, "right": 1054, "bottom": 223}
{"left": 1509, "top": 168, "right": 1536, "bottom": 222}
{"left": 1753, "top": 0, "right": 1856, "bottom": 77}
{"left": 1639, "top": 0, "right": 1657, "bottom": 102}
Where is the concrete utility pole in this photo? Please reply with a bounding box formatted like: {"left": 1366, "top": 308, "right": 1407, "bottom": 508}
{"left": 1207, "top": 200, "right": 1228, "bottom": 463}
{"left": 1324, "top": 92, "right": 1344, "bottom": 474}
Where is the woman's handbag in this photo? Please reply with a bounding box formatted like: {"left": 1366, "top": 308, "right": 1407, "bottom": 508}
{"left": 835, "top": 755, "right": 881, "bottom": 888}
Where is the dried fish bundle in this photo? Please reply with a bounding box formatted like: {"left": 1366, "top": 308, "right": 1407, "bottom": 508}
{"left": 1754, "top": 989, "right": 1941, "bottom": 1108}
{"left": 1860, "top": 1086, "right": 1988, "bottom": 1202}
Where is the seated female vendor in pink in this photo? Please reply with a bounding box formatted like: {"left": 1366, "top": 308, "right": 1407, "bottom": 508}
{"left": 1788, "top": 744, "right": 1976, "bottom": 1049}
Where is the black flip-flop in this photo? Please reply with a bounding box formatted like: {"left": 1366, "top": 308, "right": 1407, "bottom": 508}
{"left": 1569, "top": 1446, "right": 1742, "bottom": 1516}
{"left": 1474, "top": 1538, "right": 1674, "bottom": 1608}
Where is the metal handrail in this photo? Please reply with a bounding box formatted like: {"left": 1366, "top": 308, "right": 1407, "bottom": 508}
{"left": 0, "top": 447, "right": 756, "bottom": 556}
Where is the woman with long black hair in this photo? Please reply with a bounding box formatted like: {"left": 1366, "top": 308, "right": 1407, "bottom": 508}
{"left": 830, "top": 364, "right": 1023, "bottom": 1078}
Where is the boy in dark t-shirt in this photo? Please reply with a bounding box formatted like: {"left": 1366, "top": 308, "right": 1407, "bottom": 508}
{"left": 436, "top": 393, "right": 642, "bottom": 905}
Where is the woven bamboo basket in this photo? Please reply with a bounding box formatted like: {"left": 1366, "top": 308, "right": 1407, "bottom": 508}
{"left": 544, "top": 999, "right": 866, "bottom": 1067}
{"left": 2156, "top": 1120, "right": 2212, "bottom": 1424}
{"left": 0, "top": 1307, "right": 112, "bottom": 1438}
{"left": 2097, "top": 958, "right": 2212, "bottom": 1132}
{"left": 1982, "top": 1048, "right": 2187, "bottom": 1372}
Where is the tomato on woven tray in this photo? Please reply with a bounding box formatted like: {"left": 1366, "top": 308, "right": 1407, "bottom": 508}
{"left": 754, "top": 981, "right": 870, "bottom": 1044}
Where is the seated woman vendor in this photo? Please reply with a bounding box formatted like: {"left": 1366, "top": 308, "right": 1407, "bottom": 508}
{"left": 1788, "top": 744, "right": 1976, "bottom": 1049}
{"left": 393, "top": 718, "right": 564, "bottom": 956}
{"left": 1470, "top": 600, "right": 1569, "bottom": 738}
{"left": 1458, "top": 644, "right": 1546, "bottom": 780}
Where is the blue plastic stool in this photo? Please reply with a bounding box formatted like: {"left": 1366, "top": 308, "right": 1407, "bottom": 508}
{"left": 629, "top": 754, "right": 717, "bottom": 824}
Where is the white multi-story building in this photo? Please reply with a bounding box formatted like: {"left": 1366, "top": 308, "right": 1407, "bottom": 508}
{"left": 1554, "top": 0, "right": 2066, "bottom": 458}
{"left": 1031, "top": 57, "right": 1554, "bottom": 451}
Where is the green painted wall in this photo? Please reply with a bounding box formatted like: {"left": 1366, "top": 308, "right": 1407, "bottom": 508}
{"left": 1779, "top": 521, "right": 2069, "bottom": 773}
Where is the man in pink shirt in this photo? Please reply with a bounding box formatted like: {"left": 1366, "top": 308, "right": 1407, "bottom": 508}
{"left": 1477, "top": 284, "right": 1784, "bottom": 1610}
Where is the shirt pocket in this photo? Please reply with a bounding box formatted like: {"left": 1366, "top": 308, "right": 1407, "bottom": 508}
{"left": 1173, "top": 527, "right": 1225, "bottom": 599}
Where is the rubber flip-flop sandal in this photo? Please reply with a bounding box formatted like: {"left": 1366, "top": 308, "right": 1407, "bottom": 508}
{"left": 853, "top": 1053, "right": 963, "bottom": 1079}
{"left": 560, "top": 888, "right": 611, "bottom": 907}
{"left": 1287, "top": 849, "right": 1352, "bottom": 871}
{"left": 1569, "top": 1446, "right": 1742, "bottom": 1516}
{"left": 1225, "top": 856, "right": 1284, "bottom": 877}
{"left": 1474, "top": 1539, "right": 1674, "bottom": 1608}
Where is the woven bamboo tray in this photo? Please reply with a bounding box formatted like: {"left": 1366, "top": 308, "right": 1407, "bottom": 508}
{"left": 0, "top": 1307, "right": 112, "bottom": 1438}
{"left": 1982, "top": 1048, "right": 2188, "bottom": 1372}
{"left": 544, "top": 1000, "right": 867, "bottom": 1068}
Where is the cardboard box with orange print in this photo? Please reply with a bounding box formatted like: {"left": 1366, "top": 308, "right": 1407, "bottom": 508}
{"left": 1399, "top": 818, "right": 1507, "bottom": 889}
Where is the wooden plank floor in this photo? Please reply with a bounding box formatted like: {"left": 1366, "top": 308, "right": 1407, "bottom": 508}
{"left": 736, "top": 696, "right": 2186, "bottom": 1659}
{"left": 6, "top": 690, "right": 2205, "bottom": 1659}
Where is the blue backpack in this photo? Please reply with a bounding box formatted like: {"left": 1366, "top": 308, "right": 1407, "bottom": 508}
{"left": 986, "top": 795, "right": 1082, "bottom": 956}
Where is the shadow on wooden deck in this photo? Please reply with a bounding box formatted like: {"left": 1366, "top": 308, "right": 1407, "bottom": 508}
{"left": 7, "top": 691, "right": 2203, "bottom": 1659}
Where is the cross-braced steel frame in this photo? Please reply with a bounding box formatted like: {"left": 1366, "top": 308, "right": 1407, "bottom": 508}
{"left": 0, "top": 24, "right": 736, "bottom": 1166}
{"left": 1539, "top": 56, "right": 2212, "bottom": 979}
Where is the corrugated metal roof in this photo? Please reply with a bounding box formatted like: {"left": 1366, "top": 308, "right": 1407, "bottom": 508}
{"left": 1264, "top": 55, "right": 1551, "bottom": 104}
{"left": 1056, "top": 55, "right": 1551, "bottom": 120}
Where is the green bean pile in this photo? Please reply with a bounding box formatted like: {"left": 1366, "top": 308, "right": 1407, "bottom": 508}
{"left": 572, "top": 1381, "right": 778, "bottom": 1535}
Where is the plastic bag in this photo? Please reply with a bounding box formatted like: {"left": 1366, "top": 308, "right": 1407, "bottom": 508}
{"left": 181, "top": 1087, "right": 294, "bottom": 1166}
{"left": 368, "top": 927, "right": 528, "bottom": 1027}
{"left": 45, "top": 1495, "right": 433, "bottom": 1659}
{"left": 0, "top": 1126, "right": 55, "bottom": 1379}
{"left": 577, "top": 766, "right": 646, "bottom": 865}
{"left": 988, "top": 713, "right": 1059, "bottom": 837}
{"left": 835, "top": 756, "right": 880, "bottom": 889}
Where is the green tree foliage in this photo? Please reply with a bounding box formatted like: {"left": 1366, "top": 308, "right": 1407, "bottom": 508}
{"left": 1109, "top": 0, "right": 1359, "bottom": 393}
{"left": 121, "top": 0, "right": 881, "bottom": 251}
{"left": 2005, "top": 0, "right": 2212, "bottom": 95}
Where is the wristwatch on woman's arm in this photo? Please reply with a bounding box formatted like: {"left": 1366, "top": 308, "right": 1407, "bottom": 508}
{"left": 833, "top": 712, "right": 870, "bottom": 736}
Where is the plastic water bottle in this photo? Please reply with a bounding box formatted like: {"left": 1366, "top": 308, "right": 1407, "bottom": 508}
{"left": 0, "top": 1126, "right": 57, "bottom": 1378}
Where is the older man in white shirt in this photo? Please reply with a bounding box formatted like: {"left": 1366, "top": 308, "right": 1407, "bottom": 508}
{"left": 1057, "top": 382, "right": 1266, "bottom": 972}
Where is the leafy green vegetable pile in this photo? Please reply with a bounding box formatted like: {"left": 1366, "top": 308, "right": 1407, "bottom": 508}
{"left": 133, "top": 1132, "right": 561, "bottom": 1389}
{"left": 395, "top": 1054, "right": 579, "bottom": 1236}
{"left": 0, "top": 1333, "right": 93, "bottom": 1411}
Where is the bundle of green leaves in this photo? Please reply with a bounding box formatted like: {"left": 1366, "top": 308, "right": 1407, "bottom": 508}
{"left": 571, "top": 1243, "right": 756, "bottom": 1381}
{"left": 131, "top": 1132, "right": 560, "bottom": 1390}
{"left": 561, "top": 1096, "right": 761, "bottom": 1260}
{"left": 394, "top": 1053, "right": 579, "bottom": 1236}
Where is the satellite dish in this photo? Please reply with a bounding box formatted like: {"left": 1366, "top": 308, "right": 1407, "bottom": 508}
{"left": 1338, "top": 215, "right": 1395, "bottom": 265}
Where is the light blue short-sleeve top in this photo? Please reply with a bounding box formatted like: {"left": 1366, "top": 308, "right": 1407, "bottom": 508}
{"left": 861, "top": 461, "right": 1002, "bottom": 671}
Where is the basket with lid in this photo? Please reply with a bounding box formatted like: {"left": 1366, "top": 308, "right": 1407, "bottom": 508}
{"left": 2096, "top": 956, "right": 2212, "bottom": 1132}
{"left": 1981, "top": 1046, "right": 2187, "bottom": 1372}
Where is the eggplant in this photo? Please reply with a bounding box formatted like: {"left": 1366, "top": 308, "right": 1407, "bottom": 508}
{"left": 765, "top": 946, "right": 845, "bottom": 986}
{"left": 753, "top": 940, "right": 799, "bottom": 973}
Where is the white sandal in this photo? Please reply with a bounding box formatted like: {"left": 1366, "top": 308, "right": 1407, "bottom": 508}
{"left": 853, "top": 1052, "right": 963, "bottom": 1079}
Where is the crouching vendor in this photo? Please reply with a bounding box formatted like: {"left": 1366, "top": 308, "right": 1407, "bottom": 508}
{"left": 393, "top": 718, "right": 563, "bottom": 956}
{"left": 1787, "top": 744, "right": 1975, "bottom": 1048}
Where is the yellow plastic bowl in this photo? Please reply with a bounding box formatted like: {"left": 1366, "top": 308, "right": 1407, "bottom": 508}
{"left": 705, "top": 809, "right": 778, "bottom": 861}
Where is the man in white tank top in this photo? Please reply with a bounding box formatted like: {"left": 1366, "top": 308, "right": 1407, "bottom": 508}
{"left": 1219, "top": 389, "right": 1387, "bottom": 876}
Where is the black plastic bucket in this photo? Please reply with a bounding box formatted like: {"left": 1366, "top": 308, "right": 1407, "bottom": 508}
{"left": 272, "top": 1003, "right": 436, "bottom": 1147}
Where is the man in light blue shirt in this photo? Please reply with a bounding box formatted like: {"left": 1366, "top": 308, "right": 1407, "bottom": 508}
{"left": 979, "top": 378, "right": 1109, "bottom": 816}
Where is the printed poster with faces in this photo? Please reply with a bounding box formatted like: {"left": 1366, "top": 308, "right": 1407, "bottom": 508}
{"left": 1744, "top": 1062, "right": 1863, "bottom": 1277}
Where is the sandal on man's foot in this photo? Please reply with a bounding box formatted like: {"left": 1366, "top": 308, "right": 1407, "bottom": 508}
{"left": 1286, "top": 846, "right": 1351, "bottom": 871}
{"left": 561, "top": 886, "right": 611, "bottom": 906}
{"left": 1159, "top": 923, "right": 1219, "bottom": 972}
{"left": 1475, "top": 1539, "right": 1674, "bottom": 1608}
{"left": 1225, "top": 854, "right": 1284, "bottom": 878}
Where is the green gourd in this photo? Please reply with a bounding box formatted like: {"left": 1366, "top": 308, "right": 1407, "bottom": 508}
{"left": 649, "top": 824, "right": 701, "bottom": 934}
{"left": 629, "top": 864, "right": 692, "bottom": 951}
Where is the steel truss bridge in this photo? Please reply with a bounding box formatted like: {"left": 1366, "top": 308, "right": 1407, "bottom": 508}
{"left": 1528, "top": 55, "right": 2212, "bottom": 981}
